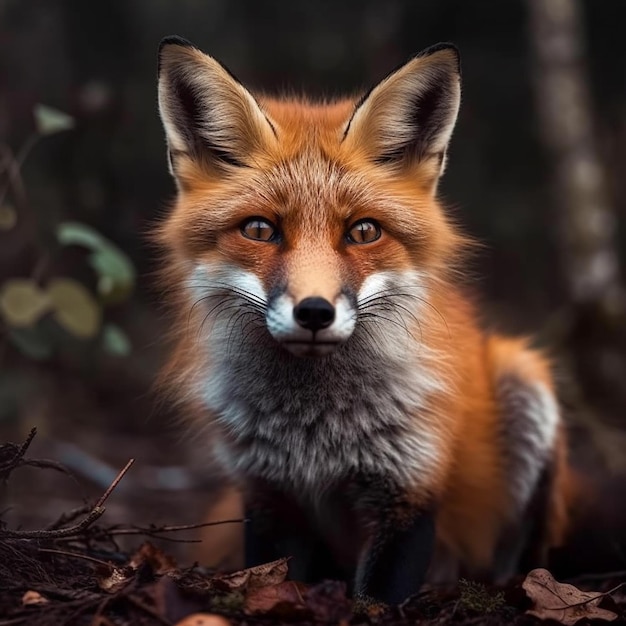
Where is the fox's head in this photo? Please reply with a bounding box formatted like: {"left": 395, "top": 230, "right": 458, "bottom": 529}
{"left": 157, "top": 38, "right": 464, "bottom": 359}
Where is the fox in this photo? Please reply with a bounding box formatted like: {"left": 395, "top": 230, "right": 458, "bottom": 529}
{"left": 156, "top": 36, "right": 573, "bottom": 604}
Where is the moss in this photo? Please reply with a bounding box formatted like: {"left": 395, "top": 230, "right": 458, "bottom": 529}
{"left": 458, "top": 579, "right": 506, "bottom": 614}
{"left": 209, "top": 591, "right": 245, "bottom": 613}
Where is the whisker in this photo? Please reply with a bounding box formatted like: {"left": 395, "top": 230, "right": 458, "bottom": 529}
{"left": 207, "top": 281, "right": 267, "bottom": 307}
{"left": 226, "top": 309, "right": 258, "bottom": 356}
{"left": 360, "top": 300, "right": 421, "bottom": 329}
{"left": 358, "top": 312, "right": 418, "bottom": 343}
{"left": 197, "top": 301, "right": 241, "bottom": 340}
{"left": 236, "top": 315, "right": 266, "bottom": 352}
{"left": 187, "top": 278, "right": 268, "bottom": 346}
{"left": 359, "top": 286, "right": 450, "bottom": 339}
{"left": 188, "top": 293, "right": 236, "bottom": 329}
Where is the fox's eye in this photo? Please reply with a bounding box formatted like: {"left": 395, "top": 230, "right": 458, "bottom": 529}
{"left": 241, "top": 218, "right": 277, "bottom": 242}
{"left": 346, "top": 219, "right": 381, "bottom": 244}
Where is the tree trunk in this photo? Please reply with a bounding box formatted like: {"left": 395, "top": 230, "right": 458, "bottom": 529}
{"left": 527, "top": 0, "right": 626, "bottom": 449}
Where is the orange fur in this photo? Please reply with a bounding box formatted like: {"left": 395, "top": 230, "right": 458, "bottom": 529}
{"left": 156, "top": 40, "right": 573, "bottom": 586}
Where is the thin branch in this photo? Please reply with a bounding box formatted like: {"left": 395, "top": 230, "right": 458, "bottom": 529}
{"left": 70, "top": 518, "right": 248, "bottom": 544}
{"left": 1, "top": 506, "right": 103, "bottom": 542}
{"left": 46, "top": 504, "right": 92, "bottom": 531}
{"left": 38, "top": 547, "right": 113, "bottom": 569}
{"left": 103, "top": 519, "right": 247, "bottom": 537}
{"left": 0, "top": 459, "right": 134, "bottom": 540}
{"left": 0, "top": 428, "right": 37, "bottom": 474}
{"left": 93, "top": 459, "right": 134, "bottom": 510}
{"left": 18, "top": 457, "right": 75, "bottom": 476}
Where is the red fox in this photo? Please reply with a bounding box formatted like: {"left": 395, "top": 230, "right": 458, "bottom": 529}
{"left": 156, "top": 36, "right": 572, "bottom": 604}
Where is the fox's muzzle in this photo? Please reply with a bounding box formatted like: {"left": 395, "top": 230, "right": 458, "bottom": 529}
{"left": 266, "top": 291, "right": 356, "bottom": 358}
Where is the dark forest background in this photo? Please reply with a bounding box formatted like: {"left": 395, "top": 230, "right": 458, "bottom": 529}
{"left": 1, "top": 0, "right": 625, "bottom": 565}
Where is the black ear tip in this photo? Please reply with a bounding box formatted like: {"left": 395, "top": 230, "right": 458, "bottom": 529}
{"left": 159, "top": 35, "right": 195, "bottom": 53}
{"left": 158, "top": 36, "right": 196, "bottom": 73}
{"left": 418, "top": 42, "right": 461, "bottom": 73}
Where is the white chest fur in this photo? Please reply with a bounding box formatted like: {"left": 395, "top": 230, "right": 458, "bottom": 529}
{"left": 201, "top": 334, "right": 447, "bottom": 497}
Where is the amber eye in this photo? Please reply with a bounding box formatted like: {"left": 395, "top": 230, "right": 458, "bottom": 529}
{"left": 241, "top": 218, "right": 278, "bottom": 242}
{"left": 346, "top": 219, "right": 381, "bottom": 244}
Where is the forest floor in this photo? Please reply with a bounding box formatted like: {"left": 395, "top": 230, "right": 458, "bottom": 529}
{"left": 1, "top": 431, "right": 625, "bottom": 626}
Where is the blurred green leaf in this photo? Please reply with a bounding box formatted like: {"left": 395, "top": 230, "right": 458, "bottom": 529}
{"left": 91, "top": 247, "right": 135, "bottom": 302}
{"left": 102, "top": 323, "right": 131, "bottom": 357}
{"left": 57, "top": 221, "right": 135, "bottom": 303}
{"left": 0, "top": 204, "right": 17, "bottom": 230}
{"left": 0, "top": 279, "right": 50, "bottom": 327}
{"left": 33, "top": 104, "right": 75, "bottom": 136}
{"left": 57, "top": 221, "right": 109, "bottom": 250}
{"left": 47, "top": 278, "right": 102, "bottom": 338}
{"left": 8, "top": 326, "right": 54, "bottom": 361}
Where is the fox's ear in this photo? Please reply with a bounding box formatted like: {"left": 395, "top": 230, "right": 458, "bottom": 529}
{"left": 157, "top": 36, "right": 276, "bottom": 181}
{"left": 343, "top": 44, "right": 461, "bottom": 186}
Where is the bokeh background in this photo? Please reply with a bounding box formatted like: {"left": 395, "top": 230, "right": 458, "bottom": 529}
{"left": 1, "top": 0, "right": 625, "bottom": 566}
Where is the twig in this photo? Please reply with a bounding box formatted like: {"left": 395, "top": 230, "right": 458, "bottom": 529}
{"left": 18, "top": 457, "right": 75, "bottom": 476}
{"left": 12, "top": 428, "right": 37, "bottom": 463}
{"left": 93, "top": 459, "right": 134, "bottom": 510}
{"left": 0, "top": 428, "right": 37, "bottom": 476}
{"left": 46, "top": 504, "right": 92, "bottom": 531}
{"left": 38, "top": 547, "right": 113, "bottom": 568}
{"left": 71, "top": 518, "right": 248, "bottom": 545}
{"left": 0, "top": 507, "right": 105, "bottom": 540}
{"left": 103, "top": 519, "right": 247, "bottom": 537}
{"left": 0, "top": 459, "right": 134, "bottom": 540}
{"left": 0, "top": 433, "right": 77, "bottom": 488}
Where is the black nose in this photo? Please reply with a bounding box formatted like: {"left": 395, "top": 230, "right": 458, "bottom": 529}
{"left": 293, "top": 297, "right": 335, "bottom": 331}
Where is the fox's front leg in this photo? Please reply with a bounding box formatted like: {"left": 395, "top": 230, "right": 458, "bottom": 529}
{"left": 353, "top": 493, "right": 436, "bottom": 605}
{"left": 245, "top": 503, "right": 320, "bottom": 581}
{"left": 244, "top": 481, "right": 342, "bottom": 584}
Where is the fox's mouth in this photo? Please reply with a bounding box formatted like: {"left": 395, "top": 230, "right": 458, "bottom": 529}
{"left": 282, "top": 340, "right": 339, "bottom": 358}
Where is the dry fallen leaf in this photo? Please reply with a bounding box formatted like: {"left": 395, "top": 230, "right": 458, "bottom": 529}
{"left": 22, "top": 590, "right": 48, "bottom": 606}
{"left": 130, "top": 541, "right": 177, "bottom": 575}
{"left": 244, "top": 580, "right": 307, "bottom": 616}
{"left": 523, "top": 568, "right": 618, "bottom": 625}
{"left": 212, "top": 558, "right": 289, "bottom": 592}
{"left": 174, "top": 614, "right": 231, "bottom": 626}
{"left": 97, "top": 565, "right": 135, "bottom": 593}
{"left": 98, "top": 542, "right": 178, "bottom": 593}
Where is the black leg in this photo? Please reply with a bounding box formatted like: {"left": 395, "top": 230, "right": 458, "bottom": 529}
{"left": 354, "top": 509, "right": 435, "bottom": 605}
{"left": 244, "top": 503, "right": 338, "bottom": 583}
{"left": 244, "top": 504, "right": 281, "bottom": 568}
{"left": 491, "top": 465, "right": 554, "bottom": 583}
